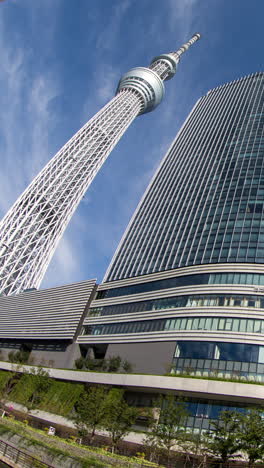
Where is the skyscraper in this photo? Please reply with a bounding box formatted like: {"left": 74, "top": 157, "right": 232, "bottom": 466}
{"left": 105, "top": 72, "right": 264, "bottom": 280}
{"left": 0, "top": 34, "right": 200, "bottom": 297}
{"left": 78, "top": 72, "right": 264, "bottom": 429}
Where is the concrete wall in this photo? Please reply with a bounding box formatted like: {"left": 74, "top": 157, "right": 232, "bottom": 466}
{"left": 29, "top": 342, "right": 82, "bottom": 368}
{"left": 0, "top": 339, "right": 175, "bottom": 372}
{"left": 0, "top": 342, "right": 20, "bottom": 362}
{"left": 0, "top": 341, "right": 82, "bottom": 369}
{"left": 105, "top": 341, "right": 176, "bottom": 374}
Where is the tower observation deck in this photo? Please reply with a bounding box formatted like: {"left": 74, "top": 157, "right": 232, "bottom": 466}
{"left": 0, "top": 34, "right": 200, "bottom": 295}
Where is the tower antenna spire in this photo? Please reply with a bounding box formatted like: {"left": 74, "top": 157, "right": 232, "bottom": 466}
{"left": 149, "top": 33, "right": 201, "bottom": 81}
{"left": 0, "top": 34, "right": 201, "bottom": 295}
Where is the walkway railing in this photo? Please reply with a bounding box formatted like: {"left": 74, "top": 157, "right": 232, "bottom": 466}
{"left": 0, "top": 438, "right": 54, "bottom": 467}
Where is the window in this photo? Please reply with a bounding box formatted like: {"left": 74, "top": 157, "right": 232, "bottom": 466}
{"left": 218, "top": 319, "right": 226, "bottom": 330}
{"left": 239, "top": 320, "right": 247, "bottom": 332}
{"left": 232, "top": 319, "right": 240, "bottom": 332}
{"left": 97, "top": 272, "right": 264, "bottom": 299}
{"left": 198, "top": 318, "right": 206, "bottom": 329}
{"left": 180, "top": 318, "right": 187, "bottom": 330}
{"left": 88, "top": 315, "right": 264, "bottom": 336}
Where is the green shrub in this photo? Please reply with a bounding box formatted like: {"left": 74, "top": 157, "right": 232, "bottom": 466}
{"left": 7, "top": 351, "right": 16, "bottom": 363}
{"left": 122, "top": 360, "right": 133, "bottom": 373}
{"left": 107, "top": 356, "right": 122, "bottom": 372}
{"left": 76, "top": 356, "right": 132, "bottom": 374}
{"left": 8, "top": 350, "right": 29, "bottom": 364}
{"left": 75, "top": 357, "right": 86, "bottom": 369}
{"left": 85, "top": 358, "right": 104, "bottom": 371}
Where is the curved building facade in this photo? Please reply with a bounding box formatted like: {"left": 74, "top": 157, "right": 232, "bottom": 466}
{"left": 79, "top": 73, "right": 264, "bottom": 412}
{"left": 106, "top": 72, "right": 264, "bottom": 279}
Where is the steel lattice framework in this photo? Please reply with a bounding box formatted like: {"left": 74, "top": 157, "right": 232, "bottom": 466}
{"left": 0, "top": 34, "right": 200, "bottom": 295}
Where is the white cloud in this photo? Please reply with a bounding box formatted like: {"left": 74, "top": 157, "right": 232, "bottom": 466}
{"left": 26, "top": 74, "right": 59, "bottom": 178}
{"left": 0, "top": 44, "right": 29, "bottom": 214}
{"left": 0, "top": 10, "right": 59, "bottom": 211}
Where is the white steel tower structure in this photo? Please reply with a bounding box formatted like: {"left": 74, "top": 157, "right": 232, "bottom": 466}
{"left": 0, "top": 34, "right": 200, "bottom": 296}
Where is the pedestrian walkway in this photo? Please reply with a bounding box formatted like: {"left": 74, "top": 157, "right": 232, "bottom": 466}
{"left": 6, "top": 400, "right": 146, "bottom": 445}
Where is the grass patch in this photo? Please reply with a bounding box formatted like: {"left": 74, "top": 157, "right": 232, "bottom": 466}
{"left": 39, "top": 380, "right": 84, "bottom": 416}
{"left": 0, "top": 370, "right": 12, "bottom": 391}
{"left": 8, "top": 373, "right": 84, "bottom": 416}
{"left": 9, "top": 373, "right": 38, "bottom": 405}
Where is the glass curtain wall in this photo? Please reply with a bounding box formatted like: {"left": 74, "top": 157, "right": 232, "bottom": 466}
{"left": 105, "top": 73, "right": 264, "bottom": 281}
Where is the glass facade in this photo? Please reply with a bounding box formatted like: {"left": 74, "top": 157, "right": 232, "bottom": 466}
{"left": 174, "top": 341, "right": 261, "bottom": 361}
{"left": 97, "top": 271, "right": 264, "bottom": 299}
{"left": 105, "top": 73, "right": 264, "bottom": 281}
{"left": 173, "top": 357, "right": 264, "bottom": 382}
{"left": 85, "top": 315, "right": 264, "bottom": 336}
{"left": 182, "top": 398, "right": 249, "bottom": 432}
{"left": 126, "top": 392, "right": 253, "bottom": 432}
{"left": 126, "top": 391, "right": 253, "bottom": 432}
{"left": 90, "top": 293, "right": 264, "bottom": 317}
{"left": 172, "top": 341, "right": 264, "bottom": 382}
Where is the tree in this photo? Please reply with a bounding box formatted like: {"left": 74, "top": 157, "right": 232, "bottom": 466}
{"left": 142, "top": 432, "right": 160, "bottom": 463}
{"left": 104, "top": 388, "right": 139, "bottom": 453}
{"left": 193, "top": 432, "right": 212, "bottom": 468}
{"left": 75, "top": 386, "right": 109, "bottom": 442}
{"left": 205, "top": 410, "right": 242, "bottom": 464}
{"left": 239, "top": 408, "right": 264, "bottom": 467}
{"left": 151, "top": 395, "right": 189, "bottom": 464}
{"left": 26, "top": 367, "right": 52, "bottom": 410}
{"left": 177, "top": 432, "right": 201, "bottom": 468}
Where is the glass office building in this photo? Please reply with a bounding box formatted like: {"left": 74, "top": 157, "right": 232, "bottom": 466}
{"left": 78, "top": 73, "right": 264, "bottom": 425}
{"left": 105, "top": 72, "right": 264, "bottom": 280}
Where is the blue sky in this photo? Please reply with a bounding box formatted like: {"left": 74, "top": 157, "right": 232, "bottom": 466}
{"left": 0, "top": 0, "right": 263, "bottom": 289}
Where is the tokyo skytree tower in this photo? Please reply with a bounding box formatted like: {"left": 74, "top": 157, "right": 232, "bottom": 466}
{"left": 0, "top": 34, "right": 200, "bottom": 296}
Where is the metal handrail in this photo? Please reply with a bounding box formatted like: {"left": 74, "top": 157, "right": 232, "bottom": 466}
{"left": 0, "top": 438, "right": 54, "bottom": 467}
